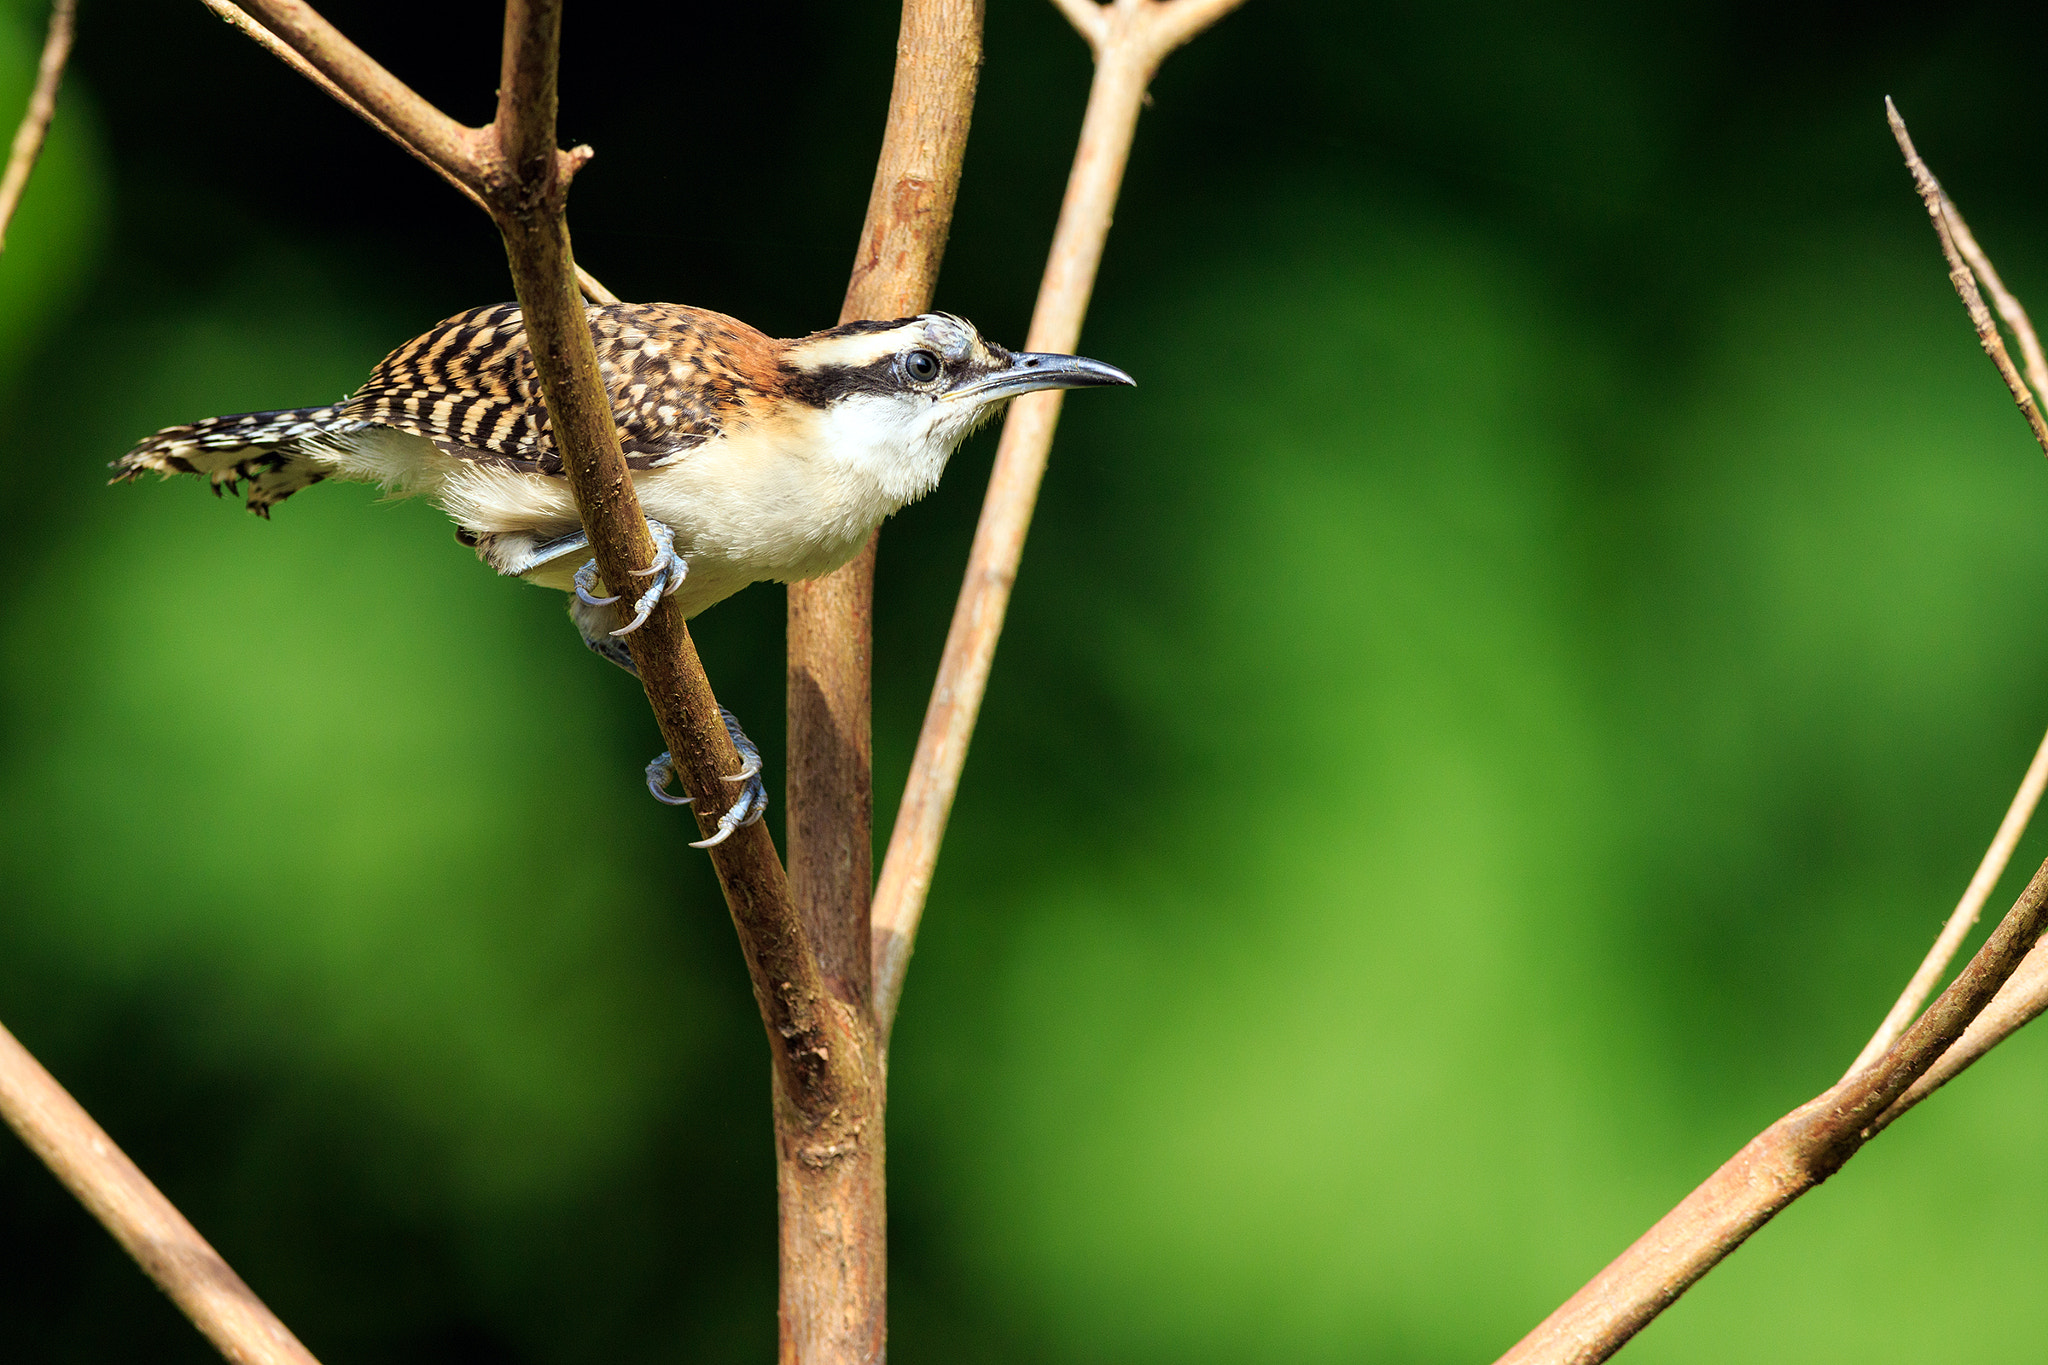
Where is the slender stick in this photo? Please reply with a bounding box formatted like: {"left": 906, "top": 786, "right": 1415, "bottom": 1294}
{"left": 476, "top": 0, "right": 853, "bottom": 1128}
{"left": 1888, "top": 99, "right": 2048, "bottom": 457}
{"left": 1496, "top": 856, "right": 2048, "bottom": 1365}
{"left": 0, "top": 0, "right": 76, "bottom": 252}
{"left": 870, "top": 0, "right": 1246, "bottom": 1036}
{"left": 1847, "top": 720, "right": 2048, "bottom": 1075}
{"left": 0, "top": 1021, "right": 322, "bottom": 1365}
{"left": 1845, "top": 109, "right": 2048, "bottom": 1073}
{"left": 1944, "top": 199, "right": 2048, "bottom": 412}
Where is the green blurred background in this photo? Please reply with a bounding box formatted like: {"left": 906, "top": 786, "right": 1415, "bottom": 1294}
{"left": 3, "top": 0, "right": 2047, "bottom": 1359}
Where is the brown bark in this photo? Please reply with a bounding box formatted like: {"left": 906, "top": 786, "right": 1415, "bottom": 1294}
{"left": 780, "top": 4, "right": 983, "bottom": 1359}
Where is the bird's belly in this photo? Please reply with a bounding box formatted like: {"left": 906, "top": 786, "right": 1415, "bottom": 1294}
{"left": 633, "top": 448, "right": 893, "bottom": 586}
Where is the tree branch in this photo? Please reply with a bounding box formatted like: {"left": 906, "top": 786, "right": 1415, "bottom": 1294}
{"left": 788, "top": 0, "right": 983, "bottom": 1024}
{"left": 202, "top": 0, "right": 614, "bottom": 303}
{"left": 0, "top": 1020, "right": 322, "bottom": 1365}
{"left": 1496, "top": 856, "right": 2048, "bottom": 1365}
{"left": 869, "top": 0, "right": 1247, "bottom": 1037}
{"left": 0, "top": 0, "right": 76, "bottom": 252}
{"left": 195, "top": 0, "right": 861, "bottom": 1163}
{"left": 778, "top": 5, "right": 982, "bottom": 1358}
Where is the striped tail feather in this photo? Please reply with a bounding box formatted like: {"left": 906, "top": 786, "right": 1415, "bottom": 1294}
{"left": 111, "top": 405, "right": 361, "bottom": 518}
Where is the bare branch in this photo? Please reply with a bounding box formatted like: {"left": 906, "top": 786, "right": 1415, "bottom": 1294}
{"left": 1496, "top": 856, "right": 2048, "bottom": 1365}
{"left": 789, "top": 0, "right": 983, "bottom": 1017}
{"left": 781, "top": 4, "right": 982, "bottom": 1355}
{"left": 203, "top": 0, "right": 614, "bottom": 303}
{"left": 472, "top": 0, "right": 851, "bottom": 1129}
{"left": 0, "top": 0, "right": 76, "bottom": 252}
{"left": 1888, "top": 98, "right": 2048, "bottom": 457}
{"left": 0, "top": 1020, "right": 322, "bottom": 1365}
{"left": 1943, "top": 196, "right": 2048, "bottom": 417}
{"left": 1847, "top": 720, "right": 2048, "bottom": 1075}
{"left": 228, "top": 0, "right": 482, "bottom": 190}
{"left": 870, "top": 0, "right": 1247, "bottom": 1036}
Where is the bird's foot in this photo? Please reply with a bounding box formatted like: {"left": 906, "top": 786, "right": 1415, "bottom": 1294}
{"left": 645, "top": 706, "right": 769, "bottom": 849}
{"left": 574, "top": 518, "right": 686, "bottom": 636}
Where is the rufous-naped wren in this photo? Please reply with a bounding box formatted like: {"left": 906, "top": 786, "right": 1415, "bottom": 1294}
{"left": 115, "top": 302, "right": 1133, "bottom": 845}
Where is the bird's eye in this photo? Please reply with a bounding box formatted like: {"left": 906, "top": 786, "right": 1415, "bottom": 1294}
{"left": 903, "top": 349, "right": 942, "bottom": 385}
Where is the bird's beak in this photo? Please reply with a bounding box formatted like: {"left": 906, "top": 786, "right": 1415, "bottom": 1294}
{"left": 947, "top": 352, "right": 1135, "bottom": 403}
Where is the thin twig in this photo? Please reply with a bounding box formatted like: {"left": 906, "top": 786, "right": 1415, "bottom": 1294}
{"left": 1847, "top": 721, "right": 2048, "bottom": 1075}
{"left": 0, "top": 0, "right": 76, "bottom": 252}
{"left": 869, "top": 0, "right": 1247, "bottom": 1037}
{"left": 1943, "top": 197, "right": 2048, "bottom": 416}
{"left": 1888, "top": 98, "right": 2048, "bottom": 457}
{"left": 202, "top": 0, "right": 614, "bottom": 303}
{"left": 1497, "top": 855, "right": 2048, "bottom": 1365}
{"left": 0, "top": 1020, "right": 322, "bottom": 1365}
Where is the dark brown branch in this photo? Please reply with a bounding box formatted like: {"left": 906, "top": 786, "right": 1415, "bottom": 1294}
{"left": 212, "top": 0, "right": 848, "bottom": 1135}
{"left": 1888, "top": 98, "right": 2048, "bottom": 456}
{"left": 1496, "top": 857, "right": 2048, "bottom": 1365}
{"left": 0, "top": 1021, "right": 322, "bottom": 1365}
{"left": 0, "top": 0, "right": 76, "bottom": 252}
{"left": 1871, "top": 934, "right": 2048, "bottom": 1132}
{"left": 472, "top": 0, "right": 853, "bottom": 1127}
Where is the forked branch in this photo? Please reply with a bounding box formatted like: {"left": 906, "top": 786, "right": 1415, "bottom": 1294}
{"left": 1498, "top": 857, "right": 2048, "bottom": 1364}
{"left": 869, "top": 0, "right": 1248, "bottom": 1036}
{"left": 1497, "top": 105, "right": 2048, "bottom": 1365}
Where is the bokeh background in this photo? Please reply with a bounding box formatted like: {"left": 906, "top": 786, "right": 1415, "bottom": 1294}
{"left": 2, "top": 0, "right": 2047, "bottom": 1359}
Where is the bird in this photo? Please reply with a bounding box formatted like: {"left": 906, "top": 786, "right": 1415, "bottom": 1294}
{"left": 114, "top": 301, "right": 1134, "bottom": 846}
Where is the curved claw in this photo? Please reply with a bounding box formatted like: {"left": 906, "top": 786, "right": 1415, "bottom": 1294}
{"left": 610, "top": 520, "right": 688, "bottom": 637}
{"left": 689, "top": 779, "right": 767, "bottom": 848}
{"left": 643, "top": 705, "right": 769, "bottom": 849}
{"left": 575, "top": 559, "right": 619, "bottom": 607}
{"left": 645, "top": 752, "right": 694, "bottom": 807}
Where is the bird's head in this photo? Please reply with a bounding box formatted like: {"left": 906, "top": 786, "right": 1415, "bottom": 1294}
{"left": 779, "top": 312, "right": 1133, "bottom": 502}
